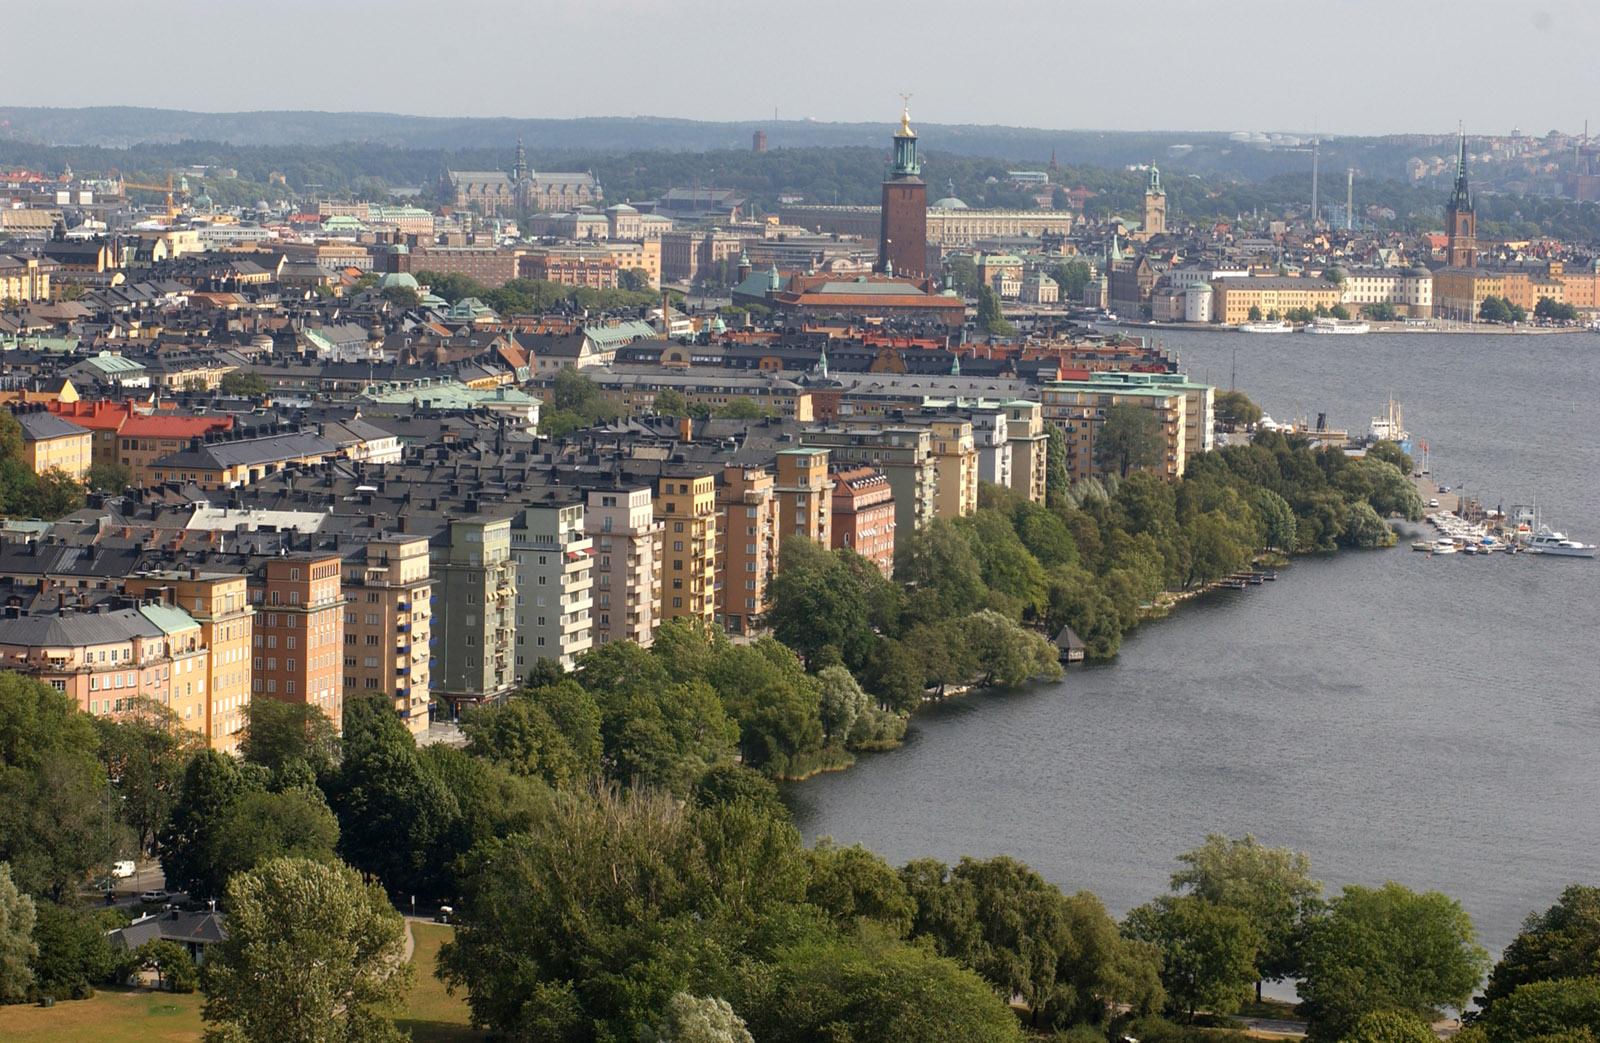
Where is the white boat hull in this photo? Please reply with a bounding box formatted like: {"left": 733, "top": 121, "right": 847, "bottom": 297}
{"left": 1528, "top": 545, "right": 1597, "bottom": 558}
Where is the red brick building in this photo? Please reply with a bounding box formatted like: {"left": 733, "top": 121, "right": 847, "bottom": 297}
{"left": 831, "top": 466, "right": 896, "bottom": 577}
{"left": 251, "top": 553, "right": 346, "bottom": 729}
{"left": 879, "top": 106, "right": 927, "bottom": 279}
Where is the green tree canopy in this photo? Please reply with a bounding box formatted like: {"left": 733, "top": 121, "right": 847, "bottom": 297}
{"left": 1480, "top": 978, "right": 1600, "bottom": 1043}
{"left": 239, "top": 698, "right": 338, "bottom": 776}
{"left": 1340, "top": 1009, "right": 1439, "bottom": 1043}
{"left": 1124, "top": 894, "right": 1263, "bottom": 1020}
{"left": 0, "top": 861, "right": 38, "bottom": 1003}
{"left": 1299, "top": 882, "right": 1489, "bottom": 1041}
{"left": 1483, "top": 886, "right": 1600, "bottom": 1011}
{"left": 202, "top": 857, "right": 410, "bottom": 1043}
{"left": 219, "top": 372, "right": 269, "bottom": 398}
{"left": 1215, "top": 390, "right": 1264, "bottom": 429}
{"left": 1169, "top": 834, "right": 1322, "bottom": 995}
{"left": 1096, "top": 404, "right": 1166, "bottom": 479}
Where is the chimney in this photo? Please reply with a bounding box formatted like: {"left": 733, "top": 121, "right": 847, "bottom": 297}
{"left": 678, "top": 416, "right": 693, "bottom": 443}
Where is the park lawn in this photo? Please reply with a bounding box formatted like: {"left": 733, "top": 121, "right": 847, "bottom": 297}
{"left": 0, "top": 987, "right": 204, "bottom": 1042}
{"left": 0, "top": 922, "right": 480, "bottom": 1043}
{"left": 393, "top": 921, "right": 484, "bottom": 1043}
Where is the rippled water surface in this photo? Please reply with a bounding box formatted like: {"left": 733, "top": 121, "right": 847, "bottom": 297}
{"left": 787, "top": 329, "right": 1600, "bottom": 954}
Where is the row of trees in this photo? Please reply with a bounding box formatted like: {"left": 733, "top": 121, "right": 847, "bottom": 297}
{"left": 770, "top": 425, "right": 1419, "bottom": 668}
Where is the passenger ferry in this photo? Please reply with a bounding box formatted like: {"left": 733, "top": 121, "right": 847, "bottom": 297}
{"left": 1302, "top": 317, "right": 1371, "bottom": 334}
{"left": 1239, "top": 320, "right": 1292, "bottom": 333}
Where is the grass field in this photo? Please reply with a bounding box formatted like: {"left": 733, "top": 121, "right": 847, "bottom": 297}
{"left": 0, "top": 921, "right": 481, "bottom": 1043}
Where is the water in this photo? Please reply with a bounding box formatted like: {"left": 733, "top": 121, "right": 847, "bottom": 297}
{"left": 787, "top": 330, "right": 1600, "bottom": 957}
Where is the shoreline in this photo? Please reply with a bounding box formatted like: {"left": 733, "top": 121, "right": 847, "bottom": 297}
{"left": 1108, "top": 320, "right": 1589, "bottom": 336}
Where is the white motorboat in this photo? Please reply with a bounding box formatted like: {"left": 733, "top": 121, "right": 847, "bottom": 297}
{"left": 1240, "top": 320, "right": 1292, "bottom": 333}
{"left": 1526, "top": 526, "right": 1597, "bottom": 558}
{"left": 1432, "top": 539, "right": 1458, "bottom": 555}
{"left": 1302, "top": 317, "right": 1371, "bottom": 334}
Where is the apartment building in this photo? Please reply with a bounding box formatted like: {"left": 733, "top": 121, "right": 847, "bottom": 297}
{"left": 48, "top": 400, "right": 233, "bottom": 472}
{"left": 141, "top": 428, "right": 339, "bottom": 490}
{"left": 830, "top": 467, "right": 896, "bottom": 577}
{"left": 716, "top": 463, "right": 777, "bottom": 634}
{"left": 340, "top": 535, "right": 433, "bottom": 736}
{"left": 801, "top": 426, "right": 936, "bottom": 538}
{"left": 431, "top": 516, "right": 518, "bottom": 716}
{"left": 970, "top": 408, "right": 1013, "bottom": 490}
{"left": 511, "top": 498, "right": 595, "bottom": 672}
{"left": 1003, "top": 401, "right": 1050, "bottom": 504}
{"left": 15, "top": 409, "right": 94, "bottom": 478}
{"left": 1211, "top": 277, "right": 1343, "bottom": 325}
{"left": 655, "top": 470, "right": 718, "bottom": 623}
{"left": 125, "top": 570, "right": 252, "bottom": 752}
{"left": 926, "top": 417, "right": 978, "bottom": 519}
{"left": 1040, "top": 378, "right": 1187, "bottom": 482}
{"left": 250, "top": 553, "right": 346, "bottom": 728}
{"left": 775, "top": 448, "right": 832, "bottom": 547}
{"left": 586, "top": 482, "right": 662, "bottom": 647}
{"left": 0, "top": 601, "right": 217, "bottom": 743}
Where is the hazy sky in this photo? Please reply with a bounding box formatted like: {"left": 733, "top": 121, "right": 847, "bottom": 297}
{"left": 6, "top": 0, "right": 1596, "bottom": 136}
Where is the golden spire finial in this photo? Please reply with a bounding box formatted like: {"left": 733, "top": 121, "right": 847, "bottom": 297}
{"left": 899, "top": 92, "right": 914, "bottom": 136}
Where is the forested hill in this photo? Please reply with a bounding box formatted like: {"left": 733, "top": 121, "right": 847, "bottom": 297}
{"left": 0, "top": 105, "right": 1442, "bottom": 181}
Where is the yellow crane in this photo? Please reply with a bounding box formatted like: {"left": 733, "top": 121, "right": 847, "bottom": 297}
{"left": 118, "top": 173, "right": 190, "bottom": 223}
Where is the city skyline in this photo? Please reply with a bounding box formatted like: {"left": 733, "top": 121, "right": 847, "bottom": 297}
{"left": 2, "top": 0, "right": 1596, "bottom": 138}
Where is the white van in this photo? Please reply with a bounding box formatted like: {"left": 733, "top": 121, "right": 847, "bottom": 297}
{"left": 112, "top": 860, "right": 136, "bottom": 879}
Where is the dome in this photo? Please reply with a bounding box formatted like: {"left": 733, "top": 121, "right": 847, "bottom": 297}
{"left": 1406, "top": 265, "right": 1431, "bottom": 277}
{"left": 377, "top": 272, "right": 420, "bottom": 292}
{"left": 931, "top": 196, "right": 968, "bottom": 209}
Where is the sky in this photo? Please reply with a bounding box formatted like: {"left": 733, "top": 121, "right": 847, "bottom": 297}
{"left": 5, "top": 0, "right": 1597, "bottom": 137}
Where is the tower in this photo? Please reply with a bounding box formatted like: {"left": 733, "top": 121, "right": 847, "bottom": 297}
{"left": 1143, "top": 166, "right": 1167, "bottom": 237}
{"left": 1310, "top": 137, "right": 1320, "bottom": 228}
{"left": 512, "top": 137, "right": 532, "bottom": 211}
{"left": 1445, "top": 129, "right": 1477, "bottom": 269}
{"left": 878, "top": 98, "right": 927, "bottom": 279}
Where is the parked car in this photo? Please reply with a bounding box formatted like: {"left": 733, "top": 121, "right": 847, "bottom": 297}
{"left": 434, "top": 905, "right": 454, "bottom": 924}
{"left": 139, "top": 889, "right": 171, "bottom": 904}
{"left": 112, "top": 860, "right": 136, "bottom": 879}
{"left": 1428, "top": 498, "right": 1440, "bottom": 508}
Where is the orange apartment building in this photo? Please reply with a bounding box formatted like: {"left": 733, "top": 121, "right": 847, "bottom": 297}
{"left": 830, "top": 467, "right": 896, "bottom": 577}
{"left": 49, "top": 400, "right": 234, "bottom": 473}
{"left": 775, "top": 447, "right": 832, "bottom": 548}
{"left": 716, "top": 463, "right": 777, "bottom": 634}
{"left": 125, "top": 570, "right": 253, "bottom": 752}
{"left": 250, "top": 553, "right": 346, "bottom": 729}
{"left": 656, "top": 470, "right": 718, "bottom": 623}
{"left": 341, "top": 535, "right": 433, "bottom": 736}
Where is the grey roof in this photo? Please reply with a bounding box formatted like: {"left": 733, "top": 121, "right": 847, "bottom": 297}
{"left": 0, "top": 606, "right": 164, "bottom": 648}
{"left": 152, "top": 430, "right": 338, "bottom": 470}
{"left": 14, "top": 410, "right": 90, "bottom": 442}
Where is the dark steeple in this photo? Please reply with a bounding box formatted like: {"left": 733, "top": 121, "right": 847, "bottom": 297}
{"left": 513, "top": 137, "right": 529, "bottom": 183}
{"left": 1450, "top": 128, "right": 1472, "bottom": 212}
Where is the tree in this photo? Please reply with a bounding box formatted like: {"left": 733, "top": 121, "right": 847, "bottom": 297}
{"left": 0, "top": 674, "right": 108, "bottom": 900}
{"left": 1479, "top": 295, "right": 1510, "bottom": 323}
{"left": 654, "top": 389, "right": 691, "bottom": 416}
{"left": 440, "top": 787, "right": 808, "bottom": 1040}
{"left": 97, "top": 699, "right": 201, "bottom": 856}
{"left": 31, "top": 468, "right": 86, "bottom": 519}
{"left": 1365, "top": 440, "right": 1414, "bottom": 477}
{"left": 159, "top": 750, "right": 248, "bottom": 899}
{"left": 1298, "top": 882, "right": 1489, "bottom": 1041}
{"left": 1044, "top": 425, "right": 1072, "bottom": 509}
{"left": 1247, "top": 305, "right": 1263, "bottom": 322}
{"left": 219, "top": 372, "right": 269, "bottom": 398}
{"left": 1340, "top": 1009, "right": 1438, "bottom": 1043}
{"left": 1365, "top": 302, "right": 1398, "bottom": 322}
{"left": 1124, "top": 895, "right": 1262, "bottom": 1020}
{"left": 768, "top": 538, "right": 888, "bottom": 670}
{"left": 944, "top": 255, "right": 978, "bottom": 295}
{"left": 1479, "top": 978, "right": 1600, "bottom": 1043}
{"left": 1535, "top": 297, "right": 1578, "bottom": 322}
{"left": 816, "top": 666, "right": 869, "bottom": 747}
{"left": 619, "top": 267, "right": 654, "bottom": 292}
{"left": 462, "top": 696, "right": 586, "bottom": 785}
{"left": 1169, "top": 834, "right": 1322, "bottom": 999}
{"left": 743, "top": 933, "right": 1026, "bottom": 1043}
{"left": 1052, "top": 259, "right": 1093, "bottom": 301}
{"left": 1214, "top": 390, "right": 1263, "bottom": 430}
{"left": 30, "top": 901, "right": 119, "bottom": 1000}
{"left": 1330, "top": 303, "right": 1351, "bottom": 320}
{"left": 644, "top": 992, "right": 755, "bottom": 1043}
{"left": 1096, "top": 404, "right": 1165, "bottom": 479}
{"left": 239, "top": 698, "right": 338, "bottom": 776}
{"left": 0, "top": 862, "right": 37, "bottom": 1003}
{"left": 706, "top": 639, "right": 825, "bottom": 774}
{"left": 84, "top": 460, "right": 133, "bottom": 493}
{"left": 804, "top": 841, "right": 915, "bottom": 938}
{"left": 896, "top": 519, "right": 987, "bottom": 625}
{"left": 133, "top": 938, "right": 199, "bottom": 993}
{"left": 203, "top": 857, "right": 410, "bottom": 1043}
{"left": 327, "top": 695, "right": 460, "bottom": 898}
{"left": 198, "top": 788, "right": 341, "bottom": 900}
{"left": 714, "top": 397, "right": 768, "bottom": 420}
{"left": 976, "top": 285, "right": 1015, "bottom": 336}
{"left": 1483, "top": 886, "right": 1600, "bottom": 1011}
{"left": 379, "top": 284, "right": 420, "bottom": 309}
{"left": 904, "top": 856, "right": 1162, "bottom": 1028}
{"left": 962, "top": 610, "right": 1062, "bottom": 687}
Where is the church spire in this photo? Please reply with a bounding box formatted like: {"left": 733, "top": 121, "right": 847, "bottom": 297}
{"left": 1451, "top": 126, "right": 1471, "bottom": 211}
{"left": 513, "top": 137, "right": 528, "bottom": 182}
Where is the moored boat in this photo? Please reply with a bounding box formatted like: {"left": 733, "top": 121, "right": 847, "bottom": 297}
{"left": 1526, "top": 526, "right": 1597, "bottom": 558}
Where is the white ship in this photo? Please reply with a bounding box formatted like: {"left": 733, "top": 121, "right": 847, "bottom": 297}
{"left": 1526, "top": 526, "right": 1597, "bottom": 558}
{"left": 1240, "top": 320, "right": 1292, "bottom": 333}
{"left": 1369, "top": 398, "right": 1409, "bottom": 446}
{"left": 1302, "top": 317, "right": 1371, "bottom": 334}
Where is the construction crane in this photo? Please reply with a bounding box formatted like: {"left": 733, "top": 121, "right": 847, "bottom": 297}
{"left": 118, "top": 173, "right": 190, "bottom": 223}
